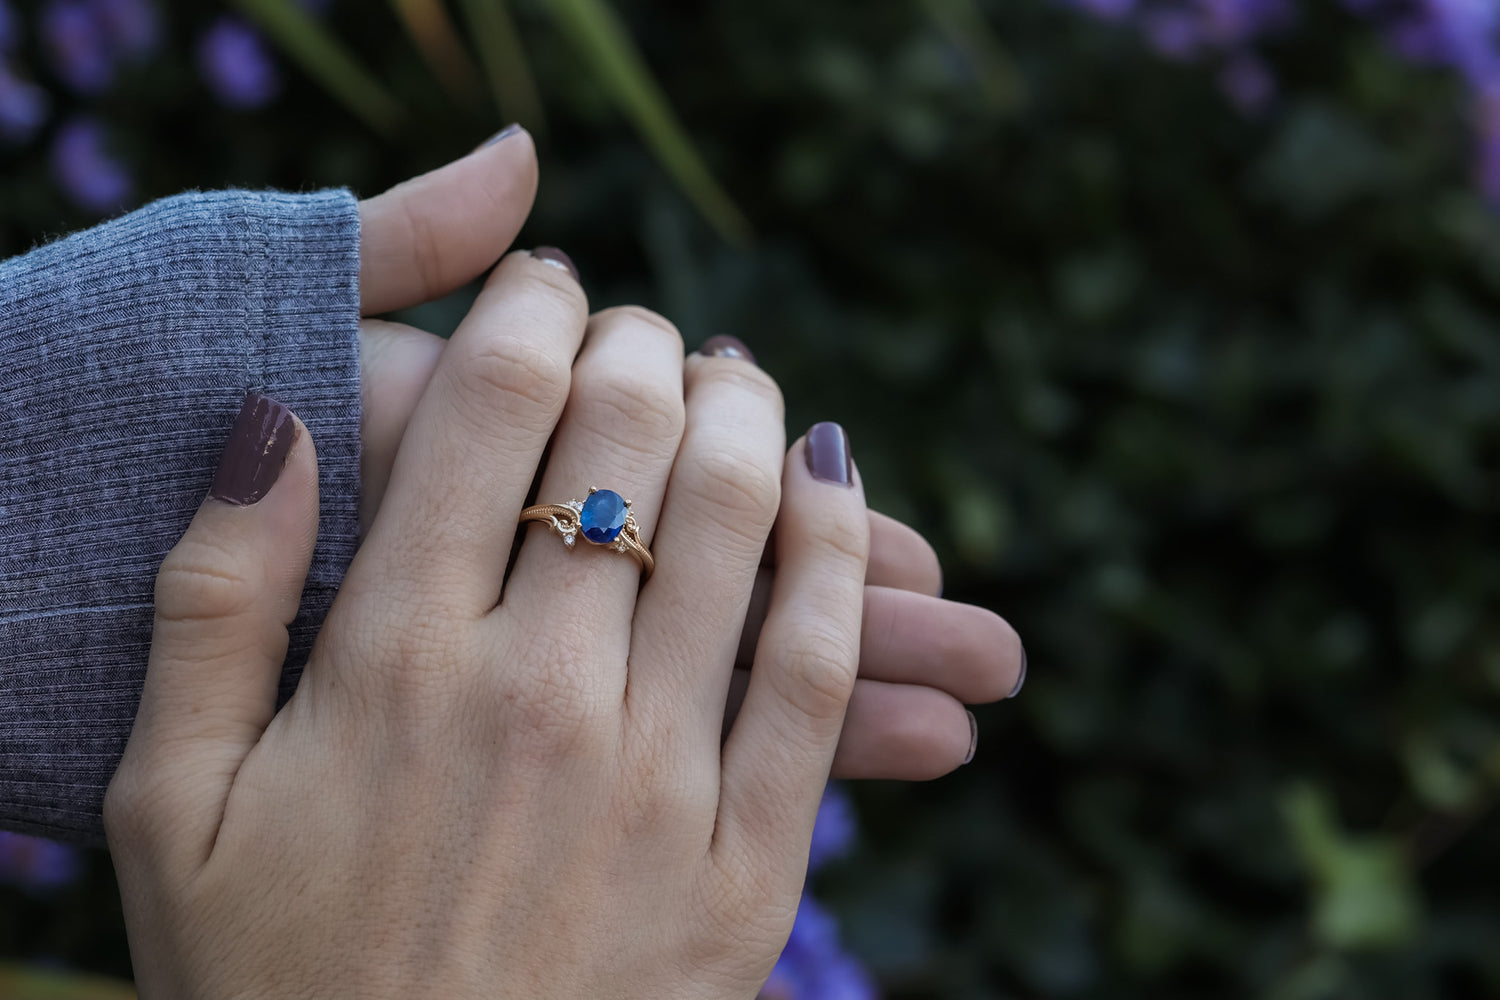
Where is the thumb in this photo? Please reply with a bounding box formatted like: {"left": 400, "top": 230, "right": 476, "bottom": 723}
{"left": 359, "top": 125, "right": 538, "bottom": 315}
{"left": 105, "top": 391, "right": 319, "bottom": 866}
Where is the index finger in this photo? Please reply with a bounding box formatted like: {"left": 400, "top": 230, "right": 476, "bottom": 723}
{"left": 358, "top": 126, "right": 538, "bottom": 315}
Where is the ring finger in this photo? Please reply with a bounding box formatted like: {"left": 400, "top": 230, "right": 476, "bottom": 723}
{"left": 499, "top": 307, "right": 687, "bottom": 669}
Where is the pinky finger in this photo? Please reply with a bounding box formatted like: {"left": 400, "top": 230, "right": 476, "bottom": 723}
{"left": 715, "top": 423, "right": 869, "bottom": 878}
{"left": 724, "top": 671, "right": 978, "bottom": 781}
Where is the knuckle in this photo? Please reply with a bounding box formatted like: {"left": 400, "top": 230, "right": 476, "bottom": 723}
{"left": 570, "top": 365, "right": 685, "bottom": 459}
{"left": 398, "top": 194, "right": 447, "bottom": 302}
{"left": 694, "top": 363, "right": 785, "bottom": 419}
{"left": 805, "top": 506, "right": 870, "bottom": 569}
{"left": 618, "top": 765, "right": 713, "bottom": 843}
{"left": 100, "top": 770, "right": 136, "bottom": 843}
{"left": 884, "top": 690, "right": 953, "bottom": 756}
{"left": 369, "top": 608, "right": 468, "bottom": 692}
{"left": 153, "top": 539, "right": 259, "bottom": 625}
{"left": 592, "top": 304, "right": 685, "bottom": 349}
{"left": 497, "top": 633, "right": 618, "bottom": 762}
{"left": 769, "top": 628, "right": 859, "bottom": 723}
{"left": 102, "top": 760, "right": 162, "bottom": 850}
{"left": 677, "top": 446, "right": 782, "bottom": 538}
{"left": 454, "top": 336, "right": 571, "bottom": 430}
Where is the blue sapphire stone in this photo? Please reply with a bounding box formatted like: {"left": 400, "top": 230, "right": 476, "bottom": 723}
{"left": 580, "top": 489, "right": 627, "bottom": 544}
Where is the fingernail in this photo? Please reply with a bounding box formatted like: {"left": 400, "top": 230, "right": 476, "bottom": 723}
{"left": 963, "top": 711, "right": 978, "bottom": 765}
{"left": 484, "top": 123, "right": 523, "bottom": 147}
{"left": 531, "top": 246, "right": 580, "bottom": 283}
{"left": 805, "top": 422, "right": 852, "bottom": 486}
{"left": 698, "top": 334, "right": 756, "bottom": 365}
{"left": 1009, "top": 644, "right": 1028, "bottom": 699}
{"left": 210, "top": 391, "right": 297, "bottom": 506}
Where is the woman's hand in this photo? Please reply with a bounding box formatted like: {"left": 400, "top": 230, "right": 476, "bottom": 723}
{"left": 107, "top": 256, "right": 871, "bottom": 998}
{"left": 352, "top": 139, "right": 1023, "bottom": 779}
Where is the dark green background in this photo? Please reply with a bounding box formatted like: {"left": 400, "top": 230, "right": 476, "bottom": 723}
{"left": 4, "top": 1, "right": 1500, "bottom": 996}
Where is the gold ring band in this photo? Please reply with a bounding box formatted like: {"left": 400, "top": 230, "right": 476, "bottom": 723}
{"left": 519, "top": 487, "right": 654, "bottom": 579}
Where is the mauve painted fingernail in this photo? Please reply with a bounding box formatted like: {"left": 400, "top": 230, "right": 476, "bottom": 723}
{"left": 698, "top": 334, "right": 756, "bottom": 364}
{"left": 963, "top": 711, "right": 978, "bottom": 765}
{"left": 1009, "top": 644, "right": 1028, "bottom": 699}
{"left": 805, "top": 422, "right": 852, "bottom": 486}
{"left": 531, "top": 246, "right": 580, "bottom": 283}
{"left": 484, "top": 122, "right": 523, "bottom": 147}
{"left": 210, "top": 391, "right": 297, "bottom": 506}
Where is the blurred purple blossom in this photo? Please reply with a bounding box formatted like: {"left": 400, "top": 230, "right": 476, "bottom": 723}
{"left": 38, "top": 0, "right": 156, "bottom": 93}
{"left": 1220, "top": 51, "right": 1276, "bottom": 112}
{"left": 762, "top": 897, "right": 878, "bottom": 1000}
{"left": 1063, "top": 0, "right": 1500, "bottom": 204}
{"left": 0, "top": 63, "right": 49, "bottom": 141}
{"left": 41, "top": 0, "right": 113, "bottom": 93}
{"left": 51, "top": 116, "right": 131, "bottom": 211}
{"left": 808, "top": 785, "right": 856, "bottom": 873}
{"left": 1365, "top": 10, "right": 1446, "bottom": 64}
{"left": 197, "top": 16, "right": 280, "bottom": 109}
{"left": 1075, "top": 0, "right": 1140, "bottom": 21}
{"left": 1143, "top": 9, "right": 1206, "bottom": 59}
{"left": 760, "top": 786, "right": 876, "bottom": 1000}
{"left": 0, "top": 832, "right": 81, "bottom": 894}
{"left": 93, "top": 0, "right": 160, "bottom": 59}
{"left": 0, "top": 1, "right": 18, "bottom": 52}
{"left": 1476, "top": 88, "right": 1500, "bottom": 202}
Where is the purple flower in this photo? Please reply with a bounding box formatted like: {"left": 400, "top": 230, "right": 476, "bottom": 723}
{"left": 1384, "top": 15, "right": 1452, "bottom": 65}
{"left": 0, "top": 63, "right": 49, "bottom": 142}
{"left": 0, "top": 832, "right": 81, "bottom": 894}
{"left": 1142, "top": 9, "right": 1206, "bottom": 60}
{"left": 1219, "top": 51, "right": 1277, "bottom": 112}
{"left": 808, "top": 785, "right": 857, "bottom": 873}
{"left": 92, "top": 0, "right": 159, "bottom": 59}
{"left": 41, "top": 0, "right": 113, "bottom": 93}
{"left": 1474, "top": 87, "right": 1500, "bottom": 203}
{"left": 760, "top": 788, "right": 876, "bottom": 999}
{"left": 51, "top": 116, "right": 131, "bottom": 211}
{"left": 1422, "top": 0, "right": 1500, "bottom": 86}
{"left": 0, "top": 1, "right": 18, "bottom": 52}
{"left": 197, "top": 16, "right": 280, "bottom": 109}
{"left": 1070, "top": 0, "right": 1138, "bottom": 21}
{"left": 763, "top": 897, "right": 879, "bottom": 1000}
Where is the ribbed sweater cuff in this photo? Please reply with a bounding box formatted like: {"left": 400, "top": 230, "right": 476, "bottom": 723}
{"left": 0, "top": 189, "right": 363, "bottom": 845}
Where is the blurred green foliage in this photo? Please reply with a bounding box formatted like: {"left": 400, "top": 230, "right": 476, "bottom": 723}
{"left": 3, "top": 0, "right": 1500, "bottom": 996}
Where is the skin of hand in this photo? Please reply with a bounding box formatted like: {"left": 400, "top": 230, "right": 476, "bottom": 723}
{"left": 109, "top": 256, "right": 875, "bottom": 999}
{"left": 356, "top": 131, "right": 1025, "bottom": 780}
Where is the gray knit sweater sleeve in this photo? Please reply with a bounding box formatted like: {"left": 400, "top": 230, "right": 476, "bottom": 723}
{"left": 0, "top": 189, "right": 363, "bottom": 846}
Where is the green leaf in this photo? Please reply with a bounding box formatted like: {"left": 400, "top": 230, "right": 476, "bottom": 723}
{"left": 234, "top": 0, "right": 404, "bottom": 135}
{"left": 456, "top": 0, "right": 548, "bottom": 131}
{"left": 1281, "top": 783, "right": 1422, "bottom": 951}
{"left": 0, "top": 964, "right": 136, "bottom": 999}
{"left": 544, "top": 0, "right": 751, "bottom": 245}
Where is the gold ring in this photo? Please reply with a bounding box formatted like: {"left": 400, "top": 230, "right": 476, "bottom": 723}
{"left": 519, "top": 486, "right": 654, "bottom": 579}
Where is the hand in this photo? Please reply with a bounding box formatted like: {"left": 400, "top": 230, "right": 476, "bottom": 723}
{"left": 353, "top": 135, "right": 1023, "bottom": 782}
{"left": 108, "top": 259, "right": 869, "bottom": 998}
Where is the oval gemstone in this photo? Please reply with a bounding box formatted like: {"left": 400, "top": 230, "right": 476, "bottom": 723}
{"left": 579, "top": 489, "right": 627, "bottom": 544}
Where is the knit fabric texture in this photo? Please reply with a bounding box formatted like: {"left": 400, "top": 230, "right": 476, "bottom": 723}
{"left": 0, "top": 190, "right": 363, "bottom": 845}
